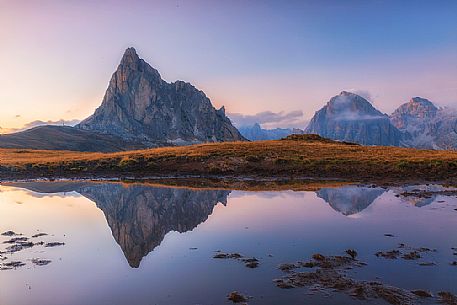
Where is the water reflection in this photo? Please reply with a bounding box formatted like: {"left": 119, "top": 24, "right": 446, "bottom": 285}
{"left": 316, "top": 186, "right": 385, "bottom": 215}
{"left": 4, "top": 182, "right": 451, "bottom": 268}
{"left": 8, "top": 182, "right": 230, "bottom": 267}
{"left": 1, "top": 181, "right": 456, "bottom": 305}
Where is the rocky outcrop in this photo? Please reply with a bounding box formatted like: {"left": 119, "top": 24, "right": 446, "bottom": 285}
{"left": 390, "top": 97, "right": 457, "bottom": 150}
{"left": 77, "top": 48, "right": 244, "bottom": 146}
{"left": 238, "top": 123, "right": 304, "bottom": 141}
{"left": 305, "top": 91, "right": 402, "bottom": 146}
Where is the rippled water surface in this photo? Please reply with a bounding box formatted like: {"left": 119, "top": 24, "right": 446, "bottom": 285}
{"left": 0, "top": 181, "right": 456, "bottom": 305}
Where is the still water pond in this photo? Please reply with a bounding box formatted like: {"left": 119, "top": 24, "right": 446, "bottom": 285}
{"left": 0, "top": 181, "right": 456, "bottom": 305}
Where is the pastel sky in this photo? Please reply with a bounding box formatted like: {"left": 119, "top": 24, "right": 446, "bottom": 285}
{"left": 1, "top": 0, "right": 456, "bottom": 132}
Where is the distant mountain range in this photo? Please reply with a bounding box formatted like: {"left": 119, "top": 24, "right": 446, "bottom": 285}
{"left": 238, "top": 123, "right": 304, "bottom": 141}
{"left": 0, "top": 48, "right": 455, "bottom": 151}
{"left": 305, "top": 92, "right": 457, "bottom": 149}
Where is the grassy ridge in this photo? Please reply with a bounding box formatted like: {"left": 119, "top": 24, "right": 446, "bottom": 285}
{"left": 1, "top": 136, "right": 457, "bottom": 182}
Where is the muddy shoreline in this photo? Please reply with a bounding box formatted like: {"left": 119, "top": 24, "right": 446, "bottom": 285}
{"left": 2, "top": 174, "right": 457, "bottom": 192}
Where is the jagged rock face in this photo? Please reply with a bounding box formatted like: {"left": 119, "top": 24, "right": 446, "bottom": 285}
{"left": 77, "top": 48, "right": 244, "bottom": 146}
{"left": 316, "top": 186, "right": 385, "bottom": 216}
{"left": 390, "top": 97, "right": 438, "bottom": 132}
{"left": 305, "top": 91, "right": 402, "bottom": 146}
{"left": 238, "top": 123, "right": 304, "bottom": 141}
{"left": 390, "top": 98, "right": 457, "bottom": 149}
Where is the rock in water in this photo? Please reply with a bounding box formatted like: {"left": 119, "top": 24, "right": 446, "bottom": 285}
{"left": 77, "top": 47, "right": 245, "bottom": 146}
{"left": 305, "top": 91, "right": 402, "bottom": 146}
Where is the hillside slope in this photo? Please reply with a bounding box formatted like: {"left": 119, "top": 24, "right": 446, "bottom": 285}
{"left": 0, "top": 125, "right": 146, "bottom": 152}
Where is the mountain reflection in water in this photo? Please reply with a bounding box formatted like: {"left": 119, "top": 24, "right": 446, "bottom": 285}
{"left": 316, "top": 186, "right": 385, "bottom": 215}
{"left": 9, "top": 182, "right": 230, "bottom": 268}
{"left": 6, "top": 181, "right": 445, "bottom": 268}
{"left": 2, "top": 181, "right": 456, "bottom": 305}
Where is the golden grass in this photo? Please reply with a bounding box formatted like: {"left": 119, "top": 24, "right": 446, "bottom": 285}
{"left": 1, "top": 139, "right": 457, "bottom": 182}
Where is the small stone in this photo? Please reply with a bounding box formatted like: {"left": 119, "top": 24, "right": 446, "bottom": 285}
{"left": 32, "top": 233, "right": 48, "bottom": 238}
{"left": 437, "top": 291, "right": 457, "bottom": 304}
{"left": 274, "top": 279, "right": 294, "bottom": 289}
{"left": 375, "top": 250, "right": 400, "bottom": 259}
{"left": 411, "top": 290, "right": 432, "bottom": 298}
{"left": 346, "top": 249, "right": 358, "bottom": 259}
{"left": 227, "top": 291, "right": 248, "bottom": 303}
{"left": 31, "top": 259, "right": 52, "bottom": 266}
{"left": 278, "top": 263, "right": 296, "bottom": 272}
{"left": 245, "top": 261, "right": 259, "bottom": 268}
{"left": 3, "top": 261, "right": 25, "bottom": 268}
{"left": 3, "top": 237, "right": 28, "bottom": 244}
{"left": 45, "top": 242, "right": 65, "bottom": 247}
{"left": 1, "top": 231, "right": 19, "bottom": 236}
{"left": 402, "top": 251, "right": 421, "bottom": 260}
{"left": 312, "top": 253, "right": 326, "bottom": 261}
{"left": 418, "top": 262, "right": 436, "bottom": 266}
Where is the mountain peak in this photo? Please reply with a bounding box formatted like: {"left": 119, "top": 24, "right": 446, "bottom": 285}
{"left": 326, "top": 91, "right": 382, "bottom": 117}
{"left": 339, "top": 90, "right": 356, "bottom": 97}
{"left": 305, "top": 91, "right": 401, "bottom": 146}
{"left": 391, "top": 97, "right": 438, "bottom": 119}
{"left": 409, "top": 97, "right": 437, "bottom": 110}
{"left": 120, "top": 47, "right": 140, "bottom": 67}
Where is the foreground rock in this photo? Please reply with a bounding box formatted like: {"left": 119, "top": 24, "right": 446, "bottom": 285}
{"left": 437, "top": 291, "right": 457, "bottom": 305}
{"left": 214, "top": 251, "right": 259, "bottom": 268}
{"left": 227, "top": 291, "right": 248, "bottom": 303}
{"left": 274, "top": 250, "right": 417, "bottom": 305}
{"left": 375, "top": 243, "right": 436, "bottom": 264}
{"left": 0, "top": 230, "right": 63, "bottom": 271}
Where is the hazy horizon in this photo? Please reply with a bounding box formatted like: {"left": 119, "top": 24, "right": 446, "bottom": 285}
{"left": 1, "top": 0, "right": 456, "bottom": 132}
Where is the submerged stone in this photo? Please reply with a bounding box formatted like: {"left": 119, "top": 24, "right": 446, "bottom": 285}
{"left": 31, "top": 258, "right": 52, "bottom": 266}
{"left": 227, "top": 291, "right": 248, "bottom": 303}
{"left": 1, "top": 231, "right": 20, "bottom": 237}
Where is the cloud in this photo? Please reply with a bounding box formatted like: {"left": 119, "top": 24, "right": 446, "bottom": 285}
{"left": 0, "top": 119, "right": 81, "bottom": 134}
{"left": 228, "top": 110, "right": 308, "bottom": 129}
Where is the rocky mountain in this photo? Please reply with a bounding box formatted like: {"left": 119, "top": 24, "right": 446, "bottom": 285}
{"left": 77, "top": 48, "right": 244, "bottom": 145}
{"left": 0, "top": 125, "right": 145, "bottom": 152}
{"left": 238, "top": 123, "right": 304, "bottom": 141}
{"left": 390, "top": 97, "right": 457, "bottom": 150}
{"left": 305, "top": 91, "right": 403, "bottom": 146}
